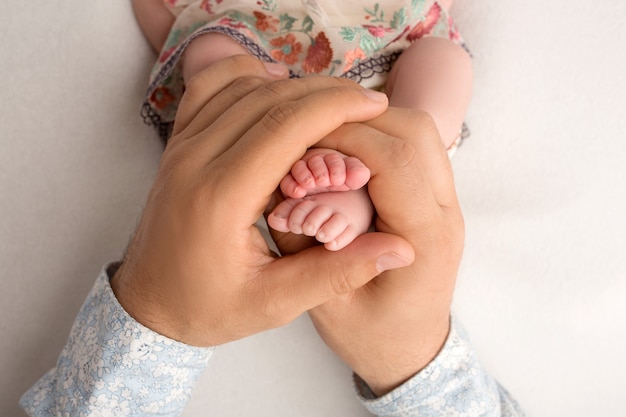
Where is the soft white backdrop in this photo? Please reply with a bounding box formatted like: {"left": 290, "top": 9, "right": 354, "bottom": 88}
{"left": 1, "top": 1, "right": 625, "bottom": 416}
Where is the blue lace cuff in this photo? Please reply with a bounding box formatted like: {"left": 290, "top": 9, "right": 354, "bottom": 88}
{"left": 355, "top": 317, "right": 526, "bottom": 416}
{"left": 20, "top": 264, "right": 213, "bottom": 417}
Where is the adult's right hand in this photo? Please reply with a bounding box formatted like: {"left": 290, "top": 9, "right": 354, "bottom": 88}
{"left": 301, "top": 109, "right": 465, "bottom": 396}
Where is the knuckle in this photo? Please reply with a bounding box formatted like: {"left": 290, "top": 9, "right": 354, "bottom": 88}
{"left": 261, "top": 101, "right": 301, "bottom": 132}
{"left": 228, "top": 76, "right": 266, "bottom": 97}
{"left": 329, "top": 263, "right": 359, "bottom": 295}
{"left": 257, "top": 288, "right": 292, "bottom": 329}
{"left": 387, "top": 137, "right": 417, "bottom": 169}
{"left": 257, "top": 78, "right": 296, "bottom": 100}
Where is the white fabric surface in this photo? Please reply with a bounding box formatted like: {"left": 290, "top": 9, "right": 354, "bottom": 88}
{"left": 1, "top": 1, "right": 625, "bottom": 416}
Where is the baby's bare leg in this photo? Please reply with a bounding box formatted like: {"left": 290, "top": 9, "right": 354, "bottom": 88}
{"left": 132, "top": 0, "right": 249, "bottom": 81}
{"left": 267, "top": 148, "right": 373, "bottom": 251}
{"left": 385, "top": 37, "right": 472, "bottom": 148}
{"left": 132, "top": 0, "right": 176, "bottom": 52}
{"left": 181, "top": 33, "right": 250, "bottom": 82}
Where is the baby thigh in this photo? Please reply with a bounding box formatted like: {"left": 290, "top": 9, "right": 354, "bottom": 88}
{"left": 385, "top": 37, "right": 472, "bottom": 147}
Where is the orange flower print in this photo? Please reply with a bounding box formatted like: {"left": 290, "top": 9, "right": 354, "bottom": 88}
{"left": 343, "top": 48, "right": 367, "bottom": 73}
{"left": 200, "top": 0, "right": 223, "bottom": 14}
{"left": 407, "top": 2, "right": 441, "bottom": 42}
{"left": 270, "top": 34, "right": 302, "bottom": 65}
{"left": 303, "top": 32, "right": 333, "bottom": 74}
{"left": 150, "top": 86, "right": 175, "bottom": 110}
{"left": 253, "top": 11, "right": 279, "bottom": 32}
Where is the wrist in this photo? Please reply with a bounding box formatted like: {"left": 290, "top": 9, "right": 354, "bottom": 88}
{"left": 110, "top": 260, "right": 189, "bottom": 344}
{"left": 355, "top": 315, "right": 451, "bottom": 397}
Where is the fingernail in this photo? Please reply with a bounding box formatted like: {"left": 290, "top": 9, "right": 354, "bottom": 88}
{"left": 362, "top": 89, "right": 388, "bottom": 103}
{"left": 376, "top": 252, "right": 411, "bottom": 273}
{"left": 263, "top": 62, "right": 288, "bottom": 77}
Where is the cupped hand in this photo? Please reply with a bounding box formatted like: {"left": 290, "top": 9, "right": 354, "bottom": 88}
{"left": 110, "top": 56, "right": 415, "bottom": 347}
{"left": 277, "top": 108, "right": 465, "bottom": 396}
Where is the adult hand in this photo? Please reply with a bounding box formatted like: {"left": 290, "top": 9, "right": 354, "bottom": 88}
{"left": 110, "top": 56, "right": 415, "bottom": 347}
{"left": 275, "top": 109, "right": 465, "bottom": 396}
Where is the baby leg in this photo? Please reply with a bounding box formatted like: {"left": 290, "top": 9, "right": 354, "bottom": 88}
{"left": 385, "top": 36, "right": 472, "bottom": 148}
{"left": 181, "top": 33, "right": 250, "bottom": 82}
{"left": 132, "top": 0, "right": 249, "bottom": 82}
{"left": 132, "top": 0, "right": 176, "bottom": 52}
{"left": 267, "top": 149, "right": 374, "bottom": 251}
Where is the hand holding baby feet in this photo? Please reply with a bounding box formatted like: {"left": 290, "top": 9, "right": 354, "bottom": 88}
{"left": 279, "top": 148, "right": 371, "bottom": 199}
{"left": 268, "top": 148, "right": 374, "bottom": 251}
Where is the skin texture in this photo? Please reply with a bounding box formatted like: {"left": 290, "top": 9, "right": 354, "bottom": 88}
{"left": 113, "top": 56, "right": 463, "bottom": 397}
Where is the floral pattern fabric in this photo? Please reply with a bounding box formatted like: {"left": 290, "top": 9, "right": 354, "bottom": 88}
{"left": 142, "top": 0, "right": 464, "bottom": 139}
{"left": 19, "top": 264, "right": 213, "bottom": 417}
{"left": 20, "top": 264, "right": 525, "bottom": 417}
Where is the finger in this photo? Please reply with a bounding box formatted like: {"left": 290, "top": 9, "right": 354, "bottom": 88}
{"left": 364, "top": 109, "right": 458, "bottom": 209}
{"left": 318, "top": 122, "right": 436, "bottom": 233}
{"left": 192, "top": 77, "right": 388, "bottom": 169}
{"left": 251, "top": 232, "right": 415, "bottom": 323}
{"left": 171, "top": 56, "right": 288, "bottom": 139}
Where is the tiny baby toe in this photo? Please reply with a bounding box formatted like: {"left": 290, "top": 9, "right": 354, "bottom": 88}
{"left": 291, "top": 160, "right": 315, "bottom": 188}
{"left": 280, "top": 175, "right": 306, "bottom": 199}
{"left": 316, "top": 213, "right": 348, "bottom": 244}
{"left": 267, "top": 199, "right": 300, "bottom": 232}
{"left": 325, "top": 225, "right": 358, "bottom": 251}
{"left": 324, "top": 153, "right": 347, "bottom": 187}
{"left": 343, "top": 156, "right": 371, "bottom": 190}
{"left": 302, "top": 205, "right": 334, "bottom": 237}
{"left": 307, "top": 155, "right": 330, "bottom": 187}
{"left": 287, "top": 199, "right": 318, "bottom": 235}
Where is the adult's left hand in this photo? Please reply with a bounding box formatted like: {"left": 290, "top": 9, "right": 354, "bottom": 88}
{"left": 272, "top": 108, "right": 465, "bottom": 396}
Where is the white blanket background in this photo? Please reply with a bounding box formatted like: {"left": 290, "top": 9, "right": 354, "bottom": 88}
{"left": 1, "top": 1, "right": 625, "bottom": 416}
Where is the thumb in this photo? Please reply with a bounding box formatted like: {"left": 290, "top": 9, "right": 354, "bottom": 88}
{"left": 256, "top": 232, "right": 415, "bottom": 322}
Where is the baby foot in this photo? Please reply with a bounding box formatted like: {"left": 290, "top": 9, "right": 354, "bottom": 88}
{"left": 268, "top": 190, "right": 373, "bottom": 251}
{"left": 279, "top": 148, "right": 371, "bottom": 199}
{"left": 267, "top": 148, "right": 373, "bottom": 251}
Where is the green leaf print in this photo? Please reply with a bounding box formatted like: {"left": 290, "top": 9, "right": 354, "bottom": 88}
{"left": 280, "top": 13, "right": 297, "bottom": 31}
{"left": 301, "top": 15, "right": 314, "bottom": 33}
{"left": 364, "top": 3, "right": 385, "bottom": 23}
{"left": 260, "top": 0, "right": 277, "bottom": 12}
{"left": 359, "top": 33, "right": 379, "bottom": 54}
{"left": 411, "top": 0, "right": 426, "bottom": 16}
{"left": 390, "top": 8, "right": 406, "bottom": 29}
{"left": 340, "top": 27, "right": 357, "bottom": 42}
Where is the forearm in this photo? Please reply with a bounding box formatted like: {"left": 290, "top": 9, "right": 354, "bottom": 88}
{"left": 20, "top": 263, "right": 213, "bottom": 417}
